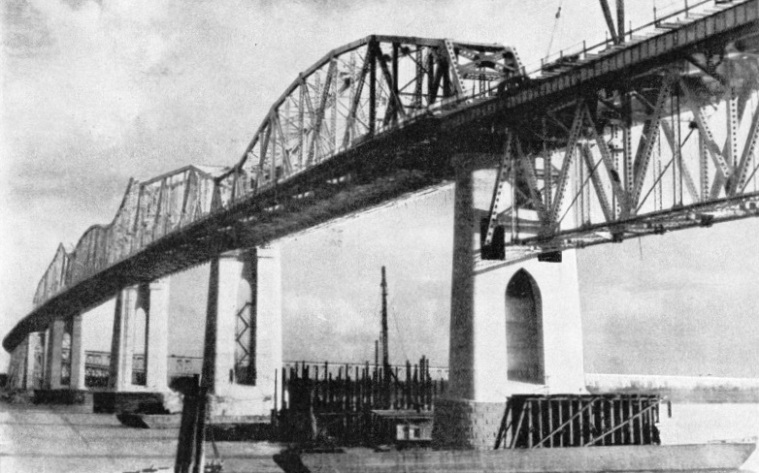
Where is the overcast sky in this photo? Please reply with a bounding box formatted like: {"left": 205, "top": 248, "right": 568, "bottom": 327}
{"left": 2, "top": 0, "right": 758, "bottom": 377}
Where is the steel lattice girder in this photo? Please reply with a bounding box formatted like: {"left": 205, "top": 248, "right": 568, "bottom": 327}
{"left": 492, "top": 50, "right": 759, "bottom": 253}
{"left": 224, "top": 35, "right": 522, "bottom": 197}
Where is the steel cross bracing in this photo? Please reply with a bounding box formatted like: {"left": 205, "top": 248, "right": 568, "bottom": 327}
{"left": 5, "top": 1, "right": 759, "bottom": 353}
{"left": 480, "top": 35, "right": 759, "bottom": 263}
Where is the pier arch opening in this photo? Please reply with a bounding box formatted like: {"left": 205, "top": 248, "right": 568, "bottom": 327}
{"left": 505, "top": 269, "right": 544, "bottom": 384}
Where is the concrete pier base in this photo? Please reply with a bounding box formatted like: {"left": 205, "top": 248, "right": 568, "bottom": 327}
{"left": 202, "top": 245, "right": 282, "bottom": 417}
{"left": 432, "top": 156, "right": 586, "bottom": 450}
{"left": 432, "top": 398, "right": 504, "bottom": 450}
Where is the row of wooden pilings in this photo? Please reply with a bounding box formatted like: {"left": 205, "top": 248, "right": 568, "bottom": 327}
{"left": 275, "top": 357, "right": 446, "bottom": 445}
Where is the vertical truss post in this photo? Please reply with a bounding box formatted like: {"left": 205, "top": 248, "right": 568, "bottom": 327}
{"left": 415, "top": 48, "right": 423, "bottom": 110}
{"left": 273, "top": 114, "right": 293, "bottom": 176}
{"left": 298, "top": 84, "right": 305, "bottom": 169}
{"left": 726, "top": 85, "right": 739, "bottom": 171}
{"left": 586, "top": 109, "right": 629, "bottom": 218}
{"left": 661, "top": 119, "right": 699, "bottom": 203}
{"left": 550, "top": 101, "right": 585, "bottom": 224}
{"left": 369, "top": 41, "right": 376, "bottom": 134}
{"left": 331, "top": 64, "right": 338, "bottom": 155}
{"left": 699, "top": 131, "right": 709, "bottom": 200}
{"left": 342, "top": 49, "right": 370, "bottom": 149}
{"left": 631, "top": 79, "right": 670, "bottom": 210}
{"left": 426, "top": 49, "right": 435, "bottom": 104}
{"left": 484, "top": 131, "right": 513, "bottom": 246}
{"left": 734, "top": 99, "right": 759, "bottom": 194}
{"left": 543, "top": 118, "right": 553, "bottom": 212}
{"left": 616, "top": 0, "right": 625, "bottom": 42}
{"left": 392, "top": 42, "right": 400, "bottom": 123}
{"left": 375, "top": 43, "right": 407, "bottom": 125}
{"left": 442, "top": 39, "right": 467, "bottom": 98}
{"left": 307, "top": 59, "right": 336, "bottom": 166}
{"left": 673, "top": 94, "right": 682, "bottom": 205}
{"left": 680, "top": 78, "right": 732, "bottom": 185}
{"left": 515, "top": 136, "right": 548, "bottom": 222}
{"left": 622, "top": 88, "right": 634, "bottom": 217}
{"left": 581, "top": 144, "right": 614, "bottom": 222}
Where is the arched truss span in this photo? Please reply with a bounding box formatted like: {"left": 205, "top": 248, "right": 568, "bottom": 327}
{"left": 216, "top": 35, "right": 522, "bottom": 205}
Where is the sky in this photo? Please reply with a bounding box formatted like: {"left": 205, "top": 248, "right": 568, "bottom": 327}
{"left": 2, "top": 0, "right": 758, "bottom": 378}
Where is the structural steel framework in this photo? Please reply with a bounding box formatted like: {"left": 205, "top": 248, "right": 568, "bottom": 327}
{"left": 4, "top": 1, "right": 759, "bottom": 356}
{"left": 484, "top": 41, "right": 759, "bottom": 259}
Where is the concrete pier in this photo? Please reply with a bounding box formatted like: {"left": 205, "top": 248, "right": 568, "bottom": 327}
{"left": 109, "top": 287, "right": 137, "bottom": 391}
{"left": 145, "top": 279, "right": 170, "bottom": 391}
{"left": 69, "top": 315, "right": 85, "bottom": 390}
{"left": 433, "top": 156, "right": 586, "bottom": 449}
{"left": 44, "top": 318, "right": 65, "bottom": 390}
{"left": 107, "top": 279, "right": 171, "bottom": 393}
{"left": 201, "top": 245, "right": 282, "bottom": 417}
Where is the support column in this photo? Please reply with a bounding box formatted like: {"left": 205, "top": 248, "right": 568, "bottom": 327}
{"left": 45, "top": 318, "right": 65, "bottom": 389}
{"left": 432, "top": 155, "right": 586, "bottom": 450}
{"left": 201, "top": 245, "right": 282, "bottom": 417}
{"left": 145, "top": 278, "right": 170, "bottom": 391}
{"left": 255, "top": 245, "right": 283, "bottom": 408}
{"left": 6, "top": 338, "right": 28, "bottom": 390}
{"left": 24, "top": 333, "right": 39, "bottom": 389}
{"left": 69, "top": 315, "right": 86, "bottom": 390}
{"left": 109, "top": 287, "right": 137, "bottom": 391}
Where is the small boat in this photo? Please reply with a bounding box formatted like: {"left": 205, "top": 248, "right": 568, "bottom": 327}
{"left": 277, "top": 440, "right": 757, "bottom": 473}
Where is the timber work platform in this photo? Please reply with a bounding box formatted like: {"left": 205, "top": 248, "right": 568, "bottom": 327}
{"left": 494, "top": 394, "right": 663, "bottom": 449}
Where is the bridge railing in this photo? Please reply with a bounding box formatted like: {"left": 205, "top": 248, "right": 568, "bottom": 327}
{"left": 531, "top": 0, "right": 717, "bottom": 77}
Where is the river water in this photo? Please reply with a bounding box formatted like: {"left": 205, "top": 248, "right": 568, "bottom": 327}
{"left": 0, "top": 401, "right": 757, "bottom": 473}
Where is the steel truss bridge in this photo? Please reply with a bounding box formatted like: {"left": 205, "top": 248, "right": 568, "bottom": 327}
{"left": 4, "top": 1, "right": 759, "bottom": 361}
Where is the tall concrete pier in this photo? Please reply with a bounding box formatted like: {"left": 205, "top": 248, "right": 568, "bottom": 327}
{"left": 201, "top": 245, "right": 283, "bottom": 417}
{"left": 432, "top": 155, "right": 586, "bottom": 449}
